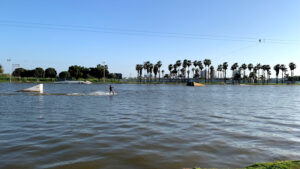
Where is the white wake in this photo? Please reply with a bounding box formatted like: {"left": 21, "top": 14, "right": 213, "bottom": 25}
{"left": 67, "top": 91, "right": 116, "bottom": 96}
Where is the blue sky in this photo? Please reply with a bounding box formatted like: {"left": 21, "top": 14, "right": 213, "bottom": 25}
{"left": 0, "top": 0, "right": 299, "bottom": 77}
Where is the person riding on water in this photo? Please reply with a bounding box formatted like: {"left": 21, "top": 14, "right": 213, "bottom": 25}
{"left": 109, "top": 85, "right": 114, "bottom": 95}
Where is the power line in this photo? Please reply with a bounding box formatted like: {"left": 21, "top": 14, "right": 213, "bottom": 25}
{"left": 0, "top": 20, "right": 298, "bottom": 44}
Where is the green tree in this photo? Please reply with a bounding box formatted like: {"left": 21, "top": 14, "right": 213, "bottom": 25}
{"left": 0, "top": 64, "right": 3, "bottom": 74}
{"left": 156, "top": 61, "right": 162, "bottom": 82}
{"left": 34, "top": 67, "right": 45, "bottom": 79}
{"left": 280, "top": 64, "right": 287, "bottom": 84}
{"left": 176, "top": 60, "right": 181, "bottom": 80}
{"left": 217, "top": 64, "right": 223, "bottom": 79}
{"left": 265, "top": 65, "right": 271, "bottom": 83}
{"left": 223, "top": 62, "right": 228, "bottom": 83}
{"left": 231, "top": 63, "right": 238, "bottom": 84}
{"left": 13, "top": 68, "right": 25, "bottom": 77}
{"left": 187, "top": 60, "right": 192, "bottom": 80}
{"left": 168, "top": 64, "right": 173, "bottom": 79}
{"left": 149, "top": 63, "right": 153, "bottom": 82}
{"left": 247, "top": 63, "right": 253, "bottom": 83}
{"left": 182, "top": 59, "right": 188, "bottom": 78}
{"left": 193, "top": 60, "right": 198, "bottom": 68}
{"left": 68, "top": 65, "right": 83, "bottom": 80}
{"left": 192, "top": 68, "right": 195, "bottom": 78}
{"left": 289, "top": 62, "right": 296, "bottom": 82}
{"left": 197, "top": 61, "right": 204, "bottom": 79}
{"left": 45, "top": 67, "right": 57, "bottom": 78}
{"left": 273, "top": 64, "right": 280, "bottom": 84}
{"left": 249, "top": 72, "right": 256, "bottom": 82}
{"left": 136, "top": 64, "right": 143, "bottom": 82}
{"left": 59, "top": 71, "right": 70, "bottom": 80}
{"left": 241, "top": 63, "right": 247, "bottom": 83}
{"left": 153, "top": 64, "right": 159, "bottom": 81}
{"left": 210, "top": 66, "right": 214, "bottom": 81}
{"left": 256, "top": 63, "right": 261, "bottom": 83}
{"left": 203, "top": 59, "right": 211, "bottom": 83}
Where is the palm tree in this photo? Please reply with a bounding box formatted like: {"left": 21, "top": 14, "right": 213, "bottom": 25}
{"left": 176, "top": 60, "right": 181, "bottom": 80}
{"left": 198, "top": 61, "right": 204, "bottom": 79}
{"left": 192, "top": 68, "right": 195, "bottom": 78}
{"left": 187, "top": 60, "right": 192, "bottom": 80}
{"left": 253, "top": 66, "right": 258, "bottom": 83}
{"left": 195, "top": 68, "right": 200, "bottom": 78}
{"left": 249, "top": 72, "right": 256, "bottom": 82}
{"left": 280, "top": 64, "right": 286, "bottom": 84}
{"left": 289, "top": 62, "right": 296, "bottom": 82}
{"left": 168, "top": 64, "right": 173, "bottom": 79}
{"left": 217, "top": 64, "right": 223, "bottom": 79}
{"left": 261, "top": 65, "right": 266, "bottom": 84}
{"left": 247, "top": 63, "right": 253, "bottom": 83}
{"left": 149, "top": 63, "right": 153, "bottom": 82}
{"left": 203, "top": 59, "right": 211, "bottom": 83}
{"left": 180, "top": 68, "right": 185, "bottom": 79}
{"left": 241, "top": 63, "right": 247, "bottom": 83}
{"left": 173, "top": 64, "right": 178, "bottom": 79}
{"left": 183, "top": 59, "right": 188, "bottom": 79}
{"left": 265, "top": 65, "right": 271, "bottom": 83}
{"left": 210, "top": 66, "right": 214, "bottom": 81}
{"left": 143, "top": 61, "right": 150, "bottom": 82}
{"left": 256, "top": 63, "right": 261, "bottom": 83}
{"left": 223, "top": 62, "right": 228, "bottom": 83}
{"left": 231, "top": 63, "right": 239, "bottom": 84}
{"left": 157, "top": 61, "right": 162, "bottom": 82}
{"left": 153, "top": 64, "right": 159, "bottom": 82}
{"left": 136, "top": 64, "right": 143, "bottom": 82}
{"left": 161, "top": 70, "right": 165, "bottom": 79}
{"left": 273, "top": 64, "right": 280, "bottom": 84}
{"left": 267, "top": 70, "right": 271, "bottom": 83}
{"left": 193, "top": 60, "right": 198, "bottom": 68}
{"left": 136, "top": 64, "right": 140, "bottom": 79}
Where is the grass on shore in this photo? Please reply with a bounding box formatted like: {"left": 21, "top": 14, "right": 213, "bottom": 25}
{"left": 192, "top": 160, "right": 300, "bottom": 169}
{"left": 245, "top": 160, "right": 300, "bottom": 169}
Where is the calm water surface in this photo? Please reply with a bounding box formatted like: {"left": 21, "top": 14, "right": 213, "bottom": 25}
{"left": 0, "top": 83, "right": 300, "bottom": 169}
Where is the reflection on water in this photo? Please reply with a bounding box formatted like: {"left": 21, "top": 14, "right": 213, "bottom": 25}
{"left": 0, "top": 83, "right": 300, "bottom": 169}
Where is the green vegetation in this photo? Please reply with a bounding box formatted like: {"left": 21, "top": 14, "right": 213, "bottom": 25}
{"left": 136, "top": 60, "right": 298, "bottom": 84}
{"left": 246, "top": 160, "right": 300, "bottom": 169}
{"left": 0, "top": 64, "right": 3, "bottom": 74}
{"left": 0, "top": 63, "right": 122, "bottom": 83}
{"left": 191, "top": 160, "right": 300, "bottom": 169}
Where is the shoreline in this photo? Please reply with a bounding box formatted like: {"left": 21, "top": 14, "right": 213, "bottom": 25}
{"left": 192, "top": 160, "right": 300, "bottom": 169}
{"left": 1, "top": 81, "right": 299, "bottom": 85}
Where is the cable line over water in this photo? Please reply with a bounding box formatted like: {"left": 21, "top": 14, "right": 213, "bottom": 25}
{"left": 0, "top": 20, "right": 298, "bottom": 45}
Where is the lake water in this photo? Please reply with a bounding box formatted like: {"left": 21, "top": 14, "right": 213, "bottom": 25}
{"left": 0, "top": 83, "right": 300, "bottom": 169}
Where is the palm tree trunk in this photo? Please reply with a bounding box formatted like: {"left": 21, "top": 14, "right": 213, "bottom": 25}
{"left": 224, "top": 70, "right": 226, "bottom": 83}
{"left": 158, "top": 69, "right": 160, "bottom": 83}
{"left": 243, "top": 70, "right": 246, "bottom": 83}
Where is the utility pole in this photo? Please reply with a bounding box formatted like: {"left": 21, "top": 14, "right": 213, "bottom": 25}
{"left": 7, "top": 59, "right": 11, "bottom": 83}
{"left": 102, "top": 61, "right": 106, "bottom": 83}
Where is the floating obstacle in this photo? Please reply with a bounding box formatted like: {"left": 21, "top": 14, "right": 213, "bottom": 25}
{"left": 186, "top": 82, "right": 205, "bottom": 86}
{"left": 18, "top": 84, "right": 43, "bottom": 93}
{"left": 55, "top": 81, "right": 92, "bottom": 84}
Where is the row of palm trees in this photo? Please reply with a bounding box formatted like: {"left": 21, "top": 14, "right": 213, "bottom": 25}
{"left": 136, "top": 60, "right": 297, "bottom": 84}
{"left": 136, "top": 61, "right": 163, "bottom": 82}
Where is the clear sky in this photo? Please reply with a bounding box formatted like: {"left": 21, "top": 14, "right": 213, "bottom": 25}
{"left": 0, "top": 0, "right": 299, "bottom": 77}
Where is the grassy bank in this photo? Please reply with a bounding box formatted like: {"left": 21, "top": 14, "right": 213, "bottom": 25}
{"left": 192, "top": 160, "right": 300, "bottom": 169}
